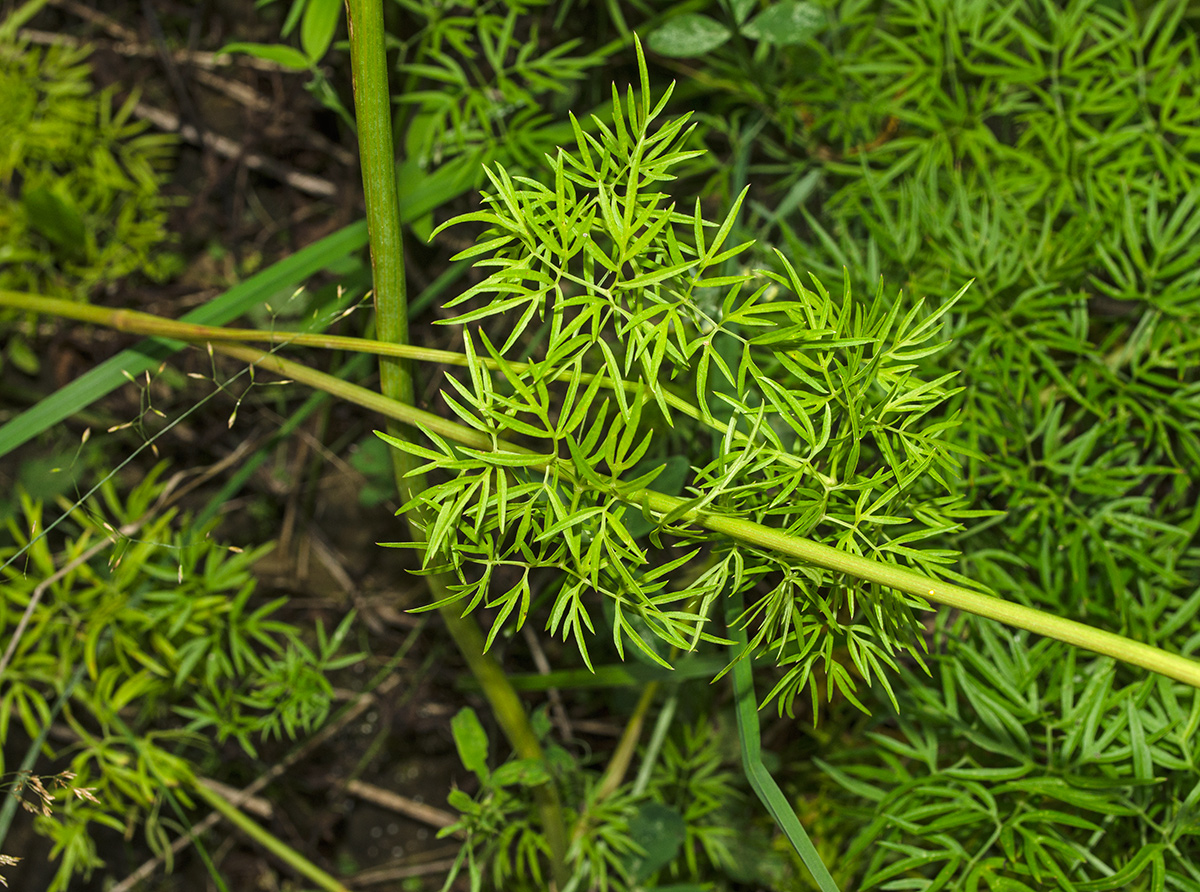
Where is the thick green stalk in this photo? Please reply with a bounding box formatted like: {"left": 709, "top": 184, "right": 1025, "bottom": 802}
{"left": 342, "top": 3, "right": 568, "bottom": 883}
{"left": 204, "top": 342, "right": 1200, "bottom": 691}
{"left": 345, "top": 0, "right": 409, "bottom": 410}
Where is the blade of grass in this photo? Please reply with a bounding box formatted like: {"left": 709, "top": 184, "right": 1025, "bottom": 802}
{"left": 191, "top": 780, "right": 351, "bottom": 892}
{"left": 726, "top": 588, "right": 842, "bottom": 891}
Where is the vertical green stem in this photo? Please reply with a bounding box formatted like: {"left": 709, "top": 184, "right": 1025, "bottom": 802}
{"left": 345, "top": 0, "right": 409, "bottom": 411}
{"left": 343, "top": 2, "right": 568, "bottom": 884}
{"left": 593, "top": 682, "right": 658, "bottom": 802}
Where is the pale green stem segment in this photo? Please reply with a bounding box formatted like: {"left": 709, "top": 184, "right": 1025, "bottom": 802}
{"left": 594, "top": 682, "right": 658, "bottom": 803}
{"left": 342, "top": 1, "right": 568, "bottom": 882}
{"left": 202, "top": 342, "right": 1200, "bottom": 692}
{"left": 0, "top": 290, "right": 455, "bottom": 362}
{"left": 687, "top": 503, "right": 1200, "bottom": 688}
{"left": 191, "top": 782, "right": 351, "bottom": 892}
{"left": 3, "top": 286, "right": 1197, "bottom": 688}
{"left": 0, "top": 289, "right": 795, "bottom": 473}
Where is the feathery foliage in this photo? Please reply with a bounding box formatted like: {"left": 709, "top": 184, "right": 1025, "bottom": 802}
{"left": 380, "top": 43, "right": 980, "bottom": 724}
{"left": 0, "top": 467, "right": 358, "bottom": 890}
{"left": 5, "top": 1, "right": 1200, "bottom": 890}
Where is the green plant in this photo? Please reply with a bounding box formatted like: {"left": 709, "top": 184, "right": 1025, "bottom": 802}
{"left": 0, "top": 770, "right": 97, "bottom": 888}
{"left": 664, "top": 0, "right": 1200, "bottom": 886}
{"left": 227, "top": 0, "right": 613, "bottom": 242}
{"left": 392, "top": 0, "right": 605, "bottom": 171}
{"left": 221, "top": 0, "right": 355, "bottom": 129}
{"left": 444, "top": 705, "right": 751, "bottom": 891}
{"left": 372, "top": 11, "right": 1200, "bottom": 885}
{"left": 3, "top": 0, "right": 1200, "bottom": 890}
{"left": 381, "top": 43, "right": 977, "bottom": 724}
{"left": 647, "top": 0, "right": 826, "bottom": 58}
{"left": 818, "top": 616, "right": 1200, "bottom": 890}
{"left": 0, "top": 21, "right": 179, "bottom": 371}
{"left": 0, "top": 465, "right": 358, "bottom": 890}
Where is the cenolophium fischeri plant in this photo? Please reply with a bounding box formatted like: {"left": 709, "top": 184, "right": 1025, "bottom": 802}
{"left": 4, "top": 1, "right": 1200, "bottom": 888}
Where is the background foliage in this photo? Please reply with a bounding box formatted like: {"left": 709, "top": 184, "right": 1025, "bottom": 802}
{"left": 0, "top": 31, "right": 178, "bottom": 373}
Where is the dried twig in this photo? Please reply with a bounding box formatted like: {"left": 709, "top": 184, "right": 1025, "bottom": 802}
{"left": 344, "top": 779, "right": 463, "bottom": 837}
{"left": 133, "top": 101, "right": 338, "bottom": 198}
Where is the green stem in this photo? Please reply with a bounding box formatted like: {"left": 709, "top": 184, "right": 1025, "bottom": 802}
{"left": 0, "top": 290, "right": 459, "bottom": 363}
{"left": 673, "top": 498, "right": 1200, "bottom": 688}
{"left": 342, "top": 3, "right": 568, "bottom": 884}
{"left": 191, "top": 782, "right": 350, "bottom": 892}
{"left": 593, "top": 681, "right": 658, "bottom": 802}
{"left": 0, "top": 290, "right": 826, "bottom": 483}
{"left": 201, "top": 341, "right": 1200, "bottom": 691}
{"left": 345, "top": 0, "right": 409, "bottom": 411}
{"left": 2, "top": 285, "right": 1194, "bottom": 689}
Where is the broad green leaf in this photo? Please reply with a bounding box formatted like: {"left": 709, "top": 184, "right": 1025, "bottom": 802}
{"left": 626, "top": 802, "right": 686, "bottom": 882}
{"left": 450, "top": 707, "right": 490, "bottom": 782}
{"left": 300, "top": 0, "right": 341, "bottom": 61}
{"left": 741, "top": 1, "right": 824, "bottom": 46}
{"left": 647, "top": 14, "right": 731, "bottom": 58}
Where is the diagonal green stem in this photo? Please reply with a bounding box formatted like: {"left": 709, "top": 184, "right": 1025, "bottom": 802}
{"left": 191, "top": 782, "right": 350, "bottom": 892}
{"left": 342, "top": 1, "right": 568, "bottom": 883}
{"left": 0, "top": 290, "right": 827, "bottom": 484}
{"left": 3, "top": 287, "right": 1196, "bottom": 690}
{"left": 201, "top": 341, "right": 1200, "bottom": 691}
